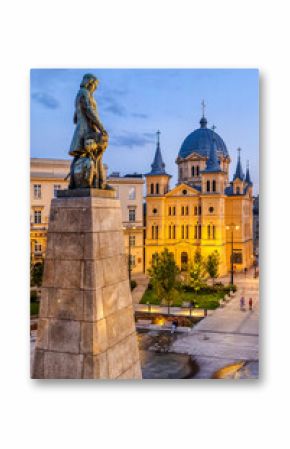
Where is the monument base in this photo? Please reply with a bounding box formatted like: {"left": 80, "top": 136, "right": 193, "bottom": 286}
{"left": 32, "top": 194, "right": 142, "bottom": 379}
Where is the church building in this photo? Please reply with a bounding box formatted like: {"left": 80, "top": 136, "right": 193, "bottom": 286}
{"left": 145, "top": 111, "right": 254, "bottom": 276}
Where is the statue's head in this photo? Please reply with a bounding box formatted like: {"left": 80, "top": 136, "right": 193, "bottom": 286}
{"left": 80, "top": 73, "right": 99, "bottom": 92}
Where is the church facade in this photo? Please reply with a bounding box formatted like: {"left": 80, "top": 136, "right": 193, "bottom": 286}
{"left": 145, "top": 114, "right": 254, "bottom": 276}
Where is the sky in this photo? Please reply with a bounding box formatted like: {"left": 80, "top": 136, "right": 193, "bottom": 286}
{"left": 30, "top": 69, "right": 259, "bottom": 192}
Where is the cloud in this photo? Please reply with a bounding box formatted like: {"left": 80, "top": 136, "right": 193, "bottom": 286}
{"left": 110, "top": 131, "right": 155, "bottom": 148}
{"left": 100, "top": 95, "right": 127, "bottom": 117}
{"left": 31, "top": 91, "right": 59, "bottom": 109}
{"left": 132, "top": 112, "right": 148, "bottom": 119}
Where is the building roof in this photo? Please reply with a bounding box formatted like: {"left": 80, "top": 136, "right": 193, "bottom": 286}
{"left": 233, "top": 148, "right": 245, "bottom": 181}
{"left": 178, "top": 116, "right": 229, "bottom": 159}
{"left": 146, "top": 131, "right": 170, "bottom": 176}
{"left": 203, "top": 135, "right": 222, "bottom": 173}
{"left": 245, "top": 161, "right": 253, "bottom": 185}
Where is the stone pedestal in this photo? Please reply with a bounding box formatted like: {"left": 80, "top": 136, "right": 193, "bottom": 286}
{"left": 32, "top": 191, "right": 142, "bottom": 379}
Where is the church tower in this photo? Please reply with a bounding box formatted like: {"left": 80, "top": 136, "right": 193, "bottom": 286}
{"left": 232, "top": 148, "right": 245, "bottom": 194}
{"left": 145, "top": 131, "right": 171, "bottom": 196}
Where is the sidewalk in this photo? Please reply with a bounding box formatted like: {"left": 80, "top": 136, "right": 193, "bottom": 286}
{"left": 171, "top": 271, "right": 259, "bottom": 378}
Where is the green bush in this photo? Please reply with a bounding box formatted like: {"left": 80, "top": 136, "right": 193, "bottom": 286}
{"left": 30, "top": 302, "right": 39, "bottom": 316}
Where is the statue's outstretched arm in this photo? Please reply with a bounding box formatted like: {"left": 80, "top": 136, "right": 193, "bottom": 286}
{"left": 81, "top": 93, "right": 106, "bottom": 134}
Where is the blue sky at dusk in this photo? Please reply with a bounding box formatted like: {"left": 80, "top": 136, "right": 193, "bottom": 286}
{"left": 30, "top": 69, "right": 259, "bottom": 192}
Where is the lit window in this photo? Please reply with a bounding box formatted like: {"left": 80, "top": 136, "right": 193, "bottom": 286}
{"left": 128, "top": 186, "right": 136, "bottom": 200}
{"left": 34, "top": 184, "right": 41, "bottom": 199}
{"left": 129, "top": 209, "right": 135, "bottom": 222}
{"left": 129, "top": 235, "right": 136, "bottom": 246}
{"left": 34, "top": 241, "right": 42, "bottom": 253}
{"left": 53, "top": 184, "right": 61, "bottom": 198}
{"left": 34, "top": 210, "right": 42, "bottom": 224}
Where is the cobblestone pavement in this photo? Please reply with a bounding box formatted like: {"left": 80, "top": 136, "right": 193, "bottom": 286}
{"left": 171, "top": 270, "right": 259, "bottom": 379}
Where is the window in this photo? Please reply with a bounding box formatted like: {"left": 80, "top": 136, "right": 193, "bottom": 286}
{"left": 206, "top": 180, "right": 210, "bottom": 192}
{"left": 192, "top": 166, "right": 195, "bottom": 177}
{"left": 53, "top": 184, "right": 61, "bottom": 198}
{"left": 213, "top": 225, "right": 216, "bottom": 239}
{"left": 194, "top": 206, "right": 198, "bottom": 215}
{"left": 34, "top": 184, "right": 41, "bottom": 199}
{"left": 128, "top": 186, "right": 136, "bottom": 200}
{"left": 173, "top": 225, "right": 176, "bottom": 239}
{"left": 181, "top": 252, "right": 188, "bottom": 270}
{"left": 207, "top": 225, "right": 211, "bottom": 239}
{"left": 168, "top": 206, "right": 171, "bottom": 216}
{"left": 199, "top": 206, "right": 202, "bottom": 215}
{"left": 151, "top": 225, "right": 158, "bottom": 239}
{"left": 194, "top": 225, "right": 198, "bottom": 239}
{"left": 34, "top": 210, "right": 42, "bottom": 224}
{"left": 197, "top": 166, "right": 200, "bottom": 176}
{"left": 181, "top": 225, "right": 184, "bottom": 239}
{"left": 34, "top": 241, "right": 42, "bottom": 253}
{"left": 181, "top": 206, "right": 184, "bottom": 216}
{"left": 129, "top": 208, "right": 135, "bottom": 222}
{"left": 129, "top": 235, "right": 136, "bottom": 247}
{"left": 212, "top": 180, "right": 216, "bottom": 192}
{"left": 209, "top": 207, "right": 214, "bottom": 213}
{"left": 150, "top": 184, "right": 154, "bottom": 194}
{"left": 182, "top": 189, "right": 187, "bottom": 195}
{"left": 173, "top": 207, "right": 176, "bottom": 216}
{"left": 185, "top": 206, "right": 189, "bottom": 215}
{"left": 198, "top": 225, "right": 202, "bottom": 239}
{"left": 156, "top": 183, "right": 159, "bottom": 194}
{"left": 179, "top": 167, "right": 183, "bottom": 179}
{"left": 129, "top": 255, "right": 136, "bottom": 267}
{"left": 186, "top": 225, "right": 189, "bottom": 239}
{"left": 236, "top": 187, "right": 240, "bottom": 194}
{"left": 153, "top": 208, "right": 157, "bottom": 214}
{"left": 168, "top": 226, "right": 172, "bottom": 239}
{"left": 156, "top": 226, "right": 159, "bottom": 240}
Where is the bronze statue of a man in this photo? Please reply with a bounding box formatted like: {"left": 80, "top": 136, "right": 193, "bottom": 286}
{"left": 68, "top": 73, "right": 108, "bottom": 189}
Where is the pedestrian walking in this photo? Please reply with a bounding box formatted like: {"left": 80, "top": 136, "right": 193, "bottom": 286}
{"left": 171, "top": 320, "right": 177, "bottom": 334}
{"left": 249, "top": 297, "right": 253, "bottom": 311}
{"left": 240, "top": 296, "right": 245, "bottom": 310}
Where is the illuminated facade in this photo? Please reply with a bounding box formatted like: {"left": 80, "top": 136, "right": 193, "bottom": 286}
{"left": 145, "top": 115, "right": 254, "bottom": 276}
{"left": 30, "top": 159, "right": 145, "bottom": 273}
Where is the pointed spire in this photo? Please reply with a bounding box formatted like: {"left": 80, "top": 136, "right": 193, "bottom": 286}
{"left": 199, "top": 99, "right": 208, "bottom": 128}
{"left": 149, "top": 130, "right": 166, "bottom": 174}
{"left": 245, "top": 160, "right": 253, "bottom": 185}
{"left": 204, "top": 134, "right": 221, "bottom": 173}
{"left": 233, "top": 148, "right": 244, "bottom": 181}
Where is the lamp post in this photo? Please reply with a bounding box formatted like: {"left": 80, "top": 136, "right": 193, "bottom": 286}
{"left": 226, "top": 223, "right": 240, "bottom": 286}
{"left": 123, "top": 225, "right": 136, "bottom": 282}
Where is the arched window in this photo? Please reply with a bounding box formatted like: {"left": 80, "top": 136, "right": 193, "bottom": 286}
{"left": 213, "top": 225, "right": 216, "bottom": 239}
{"left": 197, "top": 166, "right": 200, "bottom": 176}
{"left": 156, "top": 183, "right": 159, "bottom": 194}
{"left": 181, "top": 252, "right": 188, "bottom": 271}
{"left": 206, "top": 180, "right": 210, "bottom": 192}
{"left": 192, "top": 166, "right": 195, "bottom": 177}
{"left": 212, "top": 180, "right": 216, "bottom": 192}
{"left": 150, "top": 183, "right": 154, "bottom": 194}
{"left": 207, "top": 225, "right": 211, "bottom": 239}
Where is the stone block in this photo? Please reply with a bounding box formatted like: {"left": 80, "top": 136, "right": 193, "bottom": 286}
{"left": 106, "top": 306, "right": 135, "bottom": 348}
{"left": 117, "top": 361, "right": 142, "bottom": 380}
{"left": 84, "top": 232, "right": 100, "bottom": 260}
{"left": 48, "top": 288, "right": 83, "bottom": 320}
{"left": 45, "top": 233, "right": 54, "bottom": 259}
{"left": 44, "top": 352, "right": 83, "bottom": 379}
{"left": 83, "top": 353, "right": 108, "bottom": 379}
{"left": 82, "top": 260, "right": 104, "bottom": 290}
{"left": 80, "top": 319, "right": 107, "bottom": 355}
{"left": 99, "top": 231, "right": 123, "bottom": 258}
{"left": 39, "top": 288, "right": 50, "bottom": 318}
{"left": 54, "top": 260, "right": 82, "bottom": 289}
{"left": 36, "top": 319, "right": 49, "bottom": 350}
{"left": 31, "top": 349, "right": 45, "bottom": 378}
{"left": 83, "top": 289, "right": 104, "bottom": 322}
{"left": 102, "top": 255, "right": 128, "bottom": 285}
{"left": 99, "top": 208, "right": 122, "bottom": 232}
{"left": 107, "top": 333, "right": 140, "bottom": 379}
{"left": 49, "top": 319, "right": 81, "bottom": 354}
{"left": 118, "top": 280, "right": 132, "bottom": 310}
{"left": 49, "top": 207, "right": 92, "bottom": 233}
{"left": 102, "top": 283, "right": 119, "bottom": 317}
{"left": 42, "top": 259, "right": 55, "bottom": 288}
{"left": 54, "top": 233, "right": 84, "bottom": 260}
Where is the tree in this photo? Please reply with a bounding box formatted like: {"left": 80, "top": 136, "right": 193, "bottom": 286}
{"left": 148, "top": 248, "right": 179, "bottom": 314}
{"left": 205, "top": 251, "right": 220, "bottom": 285}
{"left": 31, "top": 262, "right": 44, "bottom": 287}
{"left": 189, "top": 250, "right": 206, "bottom": 294}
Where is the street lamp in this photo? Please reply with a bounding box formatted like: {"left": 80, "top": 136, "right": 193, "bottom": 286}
{"left": 123, "top": 225, "right": 136, "bottom": 282}
{"left": 226, "top": 223, "right": 240, "bottom": 286}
